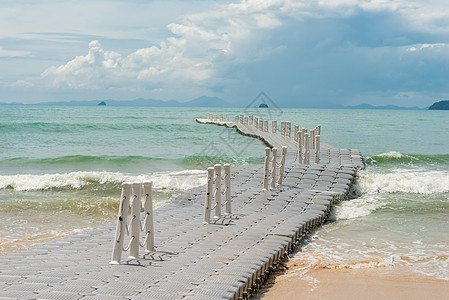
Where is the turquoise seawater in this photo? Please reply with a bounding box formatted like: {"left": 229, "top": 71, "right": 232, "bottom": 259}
{"left": 0, "top": 106, "right": 448, "bottom": 280}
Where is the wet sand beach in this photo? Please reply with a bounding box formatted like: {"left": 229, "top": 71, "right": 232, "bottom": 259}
{"left": 257, "top": 262, "right": 449, "bottom": 300}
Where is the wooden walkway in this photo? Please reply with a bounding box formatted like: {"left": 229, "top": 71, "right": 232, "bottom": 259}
{"left": 0, "top": 117, "right": 363, "bottom": 299}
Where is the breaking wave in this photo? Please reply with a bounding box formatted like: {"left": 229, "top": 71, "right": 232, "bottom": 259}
{"left": 0, "top": 170, "right": 206, "bottom": 192}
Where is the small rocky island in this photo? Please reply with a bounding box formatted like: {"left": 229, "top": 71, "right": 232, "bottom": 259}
{"left": 429, "top": 100, "right": 449, "bottom": 110}
{"left": 98, "top": 101, "right": 106, "bottom": 106}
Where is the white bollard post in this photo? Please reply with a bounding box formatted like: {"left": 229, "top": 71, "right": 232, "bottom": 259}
{"left": 129, "top": 182, "right": 142, "bottom": 259}
{"left": 254, "top": 117, "right": 258, "bottom": 129}
{"left": 224, "top": 164, "right": 231, "bottom": 215}
{"left": 110, "top": 182, "right": 132, "bottom": 265}
{"left": 270, "top": 148, "right": 277, "bottom": 190}
{"left": 310, "top": 129, "right": 315, "bottom": 149}
{"left": 294, "top": 125, "right": 299, "bottom": 142}
{"left": 240, "top": 114, "right": 244, "bottom": 124}
{"left": 244, "top": 116, "right": 248, "bottom": 125}
{"left": 226, "top": 114, "right": 229, "bottom": 122}
{"left": 281, "top": 122, "right": 285, "bottom": 136}
{"left": 304, "top": 133, "right": 310, "bottom": 165}
{"left": 297, "top": 131, "right": 303, "bottom": 165}
{"left": 272, "top": 120, "right": 277, "bottom": 133}
{"left": 249, "top": 115, "right": 253, "bottom": 125}
{"left": 317, "top": 124, "right": 321, "bottom": 136}
{"left": 207, "top": 112, "right": 210, "bottom": 120}
{"left": 214, "top": 164, "right": 222, "bottom": 219}
{"left": 315, "top": 135, "right": 320, "bottom": 164}
{"left": 263, "top": 148, "right": 270, "bottom": 191}
{"left": 259, "top": 119, "right": 263, "bottom": 131}
{"left": 286, "top": 122, "right": 291, "bottom": 138}
{"left": 203, "top": 167, "right": 214, "bottom": 224}
{"left": 277, "top": 146, "right": 288, "bottom": 187}
{"left": 143, "top": 182, "right": 154, "bottom": 252}
{"left": 220, "top": 114, "right": 223, "bottom": 122}
{"left": 264, "top": 120, "right": 268, "bottom": 132}
{"left": 235, "top": 115, "right": 239, "bottom": 123}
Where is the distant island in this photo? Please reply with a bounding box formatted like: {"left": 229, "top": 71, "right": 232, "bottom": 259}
{"left": 428, "top": 100, "right": 449, "bottom": 110}
{"left": 0, "top": 96, "right": 428, "bottom": 110}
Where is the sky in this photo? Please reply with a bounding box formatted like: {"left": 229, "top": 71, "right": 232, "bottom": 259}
{"left": 1, "top": 0, "right": 448, "bottom": 107}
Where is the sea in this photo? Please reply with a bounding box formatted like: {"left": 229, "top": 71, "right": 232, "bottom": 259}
{"left": 0, "top": 105, "right": 448, "bottom": 281}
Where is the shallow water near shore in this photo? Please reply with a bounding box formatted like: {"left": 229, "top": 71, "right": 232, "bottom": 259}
{"left": 1, "top": 105, "right": 448, "bottom": 282}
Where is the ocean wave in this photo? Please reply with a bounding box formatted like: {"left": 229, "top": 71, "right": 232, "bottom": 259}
{"left": 365, "top": 152, "right": 449, "bottom": 167}
{"left": 330, "top": 195, "right": 385, "bottom": 220}
{"left": 0, "top": 170, "right": 206, "bottom": 191}
{"left": 1, "top": 155, "right": 165, "bottom": 166}
{"left": 0, "top": 121, "right": 201, "bottom": 133}
{"left": 182, "top": 155, "right": 264, "bottom": 167}
{"left": 356, "top": 169, "right": 449, "bottom": 194}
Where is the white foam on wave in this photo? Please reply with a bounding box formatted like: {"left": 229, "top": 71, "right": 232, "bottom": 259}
{"left": 357, "top": 169, "right": 449, "bottom": 194}
{"left": 376, "top": 151, "right": 404, "bottom": 158}
{"left": 330, "top": 195, "right": 384, "bottom": 220}
{"left": 0, "top": 170, "right": 207, "bottom": 191}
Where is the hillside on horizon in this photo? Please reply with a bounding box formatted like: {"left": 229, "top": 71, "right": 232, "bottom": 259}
{"left": 0, "top": 96, "right": 426, "bottom": 110}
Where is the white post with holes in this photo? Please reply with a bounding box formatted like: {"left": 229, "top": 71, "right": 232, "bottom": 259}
{"left": 270, "top": 148, "right": 277, "bottom": 190}
{"left": 263, "top": 148, "right": 270, "bottom": 191}
{"left": 304, "top": 133, "right": 310, "bottom": 165}
{"left": 298, "top": 131, "right": 303, "bottom": 165}
{"left": 203, "top": 167, "right": 214, "bottom": 224}
{"left": 143, "top": 182, "right": 154, "bottom": 252}
{"left": 286, "top": 122, "right": 291, "bottom": 138}
{"left": 214, "top": 164, "right": 222, "bottom": 219}
{"left": 129, "top": 183, "right": 141, "bottom": 259}
{"left": 224, "top": 164, "right": 231, "bottom": 215}
{"left": 110, "top": 183, "right": 132, "bottom": 265}
{"left": 272, "top": 120, "right": 277, "bottom": 133}
{"left": 311, "top": 129, "right": 315, "bottom": 149}
{"left": 277, "top": 146, "right": 287, "bottom": 186}
{"left": 315, "top": 135, "right": 320, "bottom": 164}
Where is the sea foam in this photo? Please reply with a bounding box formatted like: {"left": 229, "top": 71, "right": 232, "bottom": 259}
{"left": 331, "top": 195, "right": 384, "bottom": 220}
{"left": 0, "top": 170, "right": 207, "bottom": 191}
{"left": 356, "top": 169, "right": 449, "bottom": 194}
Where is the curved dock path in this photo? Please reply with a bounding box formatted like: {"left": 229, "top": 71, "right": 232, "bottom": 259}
{"left": 0, "top": 117, "right": 363, "bottom": 299}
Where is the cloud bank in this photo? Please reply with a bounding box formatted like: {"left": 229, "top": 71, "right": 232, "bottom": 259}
{"left": 4, "top": 0, "right": 449, "bottom": 106}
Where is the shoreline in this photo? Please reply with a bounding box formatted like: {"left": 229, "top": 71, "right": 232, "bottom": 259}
{"left": 256, "top": 258, "right": 449, "bottom": 300}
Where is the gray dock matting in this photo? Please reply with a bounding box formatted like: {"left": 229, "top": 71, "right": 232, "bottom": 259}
{"left": 0, "top": 119, "right": 364, "bottom": 299}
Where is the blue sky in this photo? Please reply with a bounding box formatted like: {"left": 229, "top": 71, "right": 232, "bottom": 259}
{"left": 1, "top": 0, "right": 448, "bottom": 107}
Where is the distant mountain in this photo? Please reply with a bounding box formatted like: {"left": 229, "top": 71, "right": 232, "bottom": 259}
{"left": 1, "top": 96, "right": 232, "bottom": 107}
{"left": 0, "top": 97, "right": 426, "bottom": 109}
{"left": 428, "top": 100, "right": 449, "bottom": 110}
{"left": 342, "top": 103, "right": 423, "bottom": 110}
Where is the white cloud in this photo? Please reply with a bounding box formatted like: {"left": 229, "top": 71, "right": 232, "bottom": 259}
{"left": 41, "top": 0, "right": 287, "bottom": 92}
{"left": 10, "top": 0, "right": 449, "bottom": 105}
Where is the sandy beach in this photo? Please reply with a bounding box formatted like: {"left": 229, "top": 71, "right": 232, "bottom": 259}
{"left": 256, "top": 260, "right": 449, "bottom": 300}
